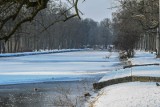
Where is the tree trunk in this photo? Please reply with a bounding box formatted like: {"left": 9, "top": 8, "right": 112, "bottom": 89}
{"left": 2, "top": 41, "right": 5, "bottom": 53}
{"left": 156, "top": 28, "right": 160, "bottom": 57}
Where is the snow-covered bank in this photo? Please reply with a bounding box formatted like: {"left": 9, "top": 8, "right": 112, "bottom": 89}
{"left": 0, "top": 50, "right": 121, "bottom": 85}
{"left": 0, "top": 49, "right": 85, "bottom": 57}
{"left": 99, "top": 65, "right": 160, "bottom": 82}
{"left": 99, "top": 51, "right": 160, "bottom": 82}
{"left": 89, "top": 51, "right": 160, "bottom": 107}
{"left": 90, "top": 82, "right": 160, "bottom": 107}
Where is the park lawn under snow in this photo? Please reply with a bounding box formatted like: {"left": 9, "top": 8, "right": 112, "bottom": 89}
{"left": 90, "top": 51, "right": 160, "bottom": 107}
{"left": 0, "top": 50, "right": 121, "bottom": 85}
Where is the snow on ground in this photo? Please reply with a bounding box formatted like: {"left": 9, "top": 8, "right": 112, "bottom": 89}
{"left": 0, "top": 50, "right": 120, "bottom": 85}
{"left": 99, "top": 51, "right": 160, "bottom": 82}
{"left": 91, "top": 82, "right": 160, "bottom": 107}
{"left": 99, "top": 65, "right": 160, "bottom": 82}
{"left": 90, "top": 51, "right": 160, "bottom": 107}
{"left": 130, "top": 51, "right": 159, "bottom": 65}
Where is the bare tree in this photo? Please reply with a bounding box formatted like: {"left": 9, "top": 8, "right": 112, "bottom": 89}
{"left": 113, "top": 0, "right": 159, "bottom": 57}
{"left": 0, "top": 0, "right": 81, "bottom": 41}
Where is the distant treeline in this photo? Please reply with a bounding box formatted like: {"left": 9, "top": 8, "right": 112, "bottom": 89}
{"left": 0, "top": 8, "right": 113, "bottom": 53}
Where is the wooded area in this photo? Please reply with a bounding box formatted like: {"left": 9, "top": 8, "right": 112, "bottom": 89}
{"left": 0, "top": 0, "right": 112, "bottom": 53}
{"left": 0, "top": 0, "right": 159, "bottom": 57}
{"left": 113, "top": 0, "right": 159, "bottom": 57}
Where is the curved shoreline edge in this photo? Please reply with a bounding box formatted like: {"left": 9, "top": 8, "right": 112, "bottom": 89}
{"left": 93, "top": 76, "right": 160, "bottom": 89}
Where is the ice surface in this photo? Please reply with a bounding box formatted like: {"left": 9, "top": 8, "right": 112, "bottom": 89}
{"left": 0, "top": 50, "right": 120, "bottom": 85}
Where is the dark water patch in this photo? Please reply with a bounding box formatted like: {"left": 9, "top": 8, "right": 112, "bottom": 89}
{"left": 0, "top": 77, "right": 102, "bottom": 107}
{"left": 111, "top": 62, "right": 124, "bottom": 67}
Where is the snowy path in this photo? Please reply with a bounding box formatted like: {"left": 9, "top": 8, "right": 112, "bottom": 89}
{"left": 130, "top": 51, "right": 159, "bottom": 65}
{"left": 0, "top": 50, "right": 120, "bottom": 85}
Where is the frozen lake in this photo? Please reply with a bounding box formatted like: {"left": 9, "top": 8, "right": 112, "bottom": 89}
{"left": 0, "top": 50, "right": 120, "bottom": 85}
